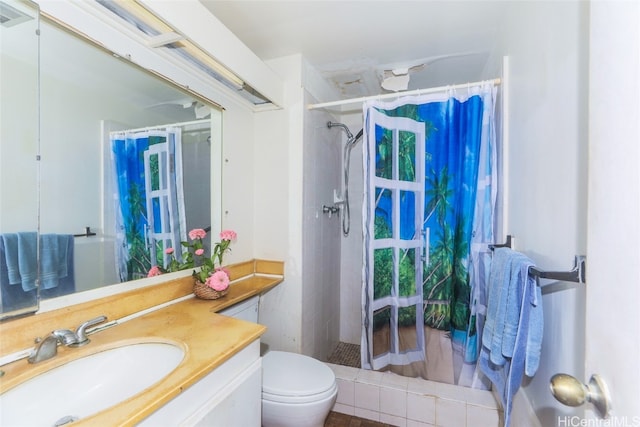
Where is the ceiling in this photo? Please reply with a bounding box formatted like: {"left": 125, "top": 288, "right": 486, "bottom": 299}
{"left": 199, "top": 1, "right": 508, "bottom": 99}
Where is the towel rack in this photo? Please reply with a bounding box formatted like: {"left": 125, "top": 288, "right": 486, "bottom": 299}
{"left": 73, "top": 227, "right": 96, "bottom": 238}
{"left": 489, "top": 235, "right": 586, "bottom": 284}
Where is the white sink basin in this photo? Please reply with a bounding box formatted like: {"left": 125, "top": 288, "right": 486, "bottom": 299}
{"left": 0, "top": 342, "right": 184, "bottom": 426}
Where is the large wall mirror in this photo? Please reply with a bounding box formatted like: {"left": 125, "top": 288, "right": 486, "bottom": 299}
{"left": 1, "top": 0, "right": 40, "bottom": 317}
{"left": 1, "top": 1, "right": 222, "bottom": 319}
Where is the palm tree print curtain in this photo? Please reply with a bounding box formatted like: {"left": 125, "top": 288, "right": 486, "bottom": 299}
{"left": 110, "top": 128, "right": 186, "bottom": 282}
{"left": 362, "top": 83, "right": 497, "bottom": 386}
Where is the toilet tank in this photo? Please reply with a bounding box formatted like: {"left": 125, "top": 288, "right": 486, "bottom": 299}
{"left": 219, "top": 295, "right": 259, "bottom": 323}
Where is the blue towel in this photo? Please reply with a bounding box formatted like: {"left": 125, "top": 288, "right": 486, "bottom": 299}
{"left": 479, "top": 247, "right": 543, "bottom": 427}
{"left": 0, "top": 238, "right": 38, "bottom": 312}
{"left": 525, "top": 285, "right": 543, "bottom": 376}
{"left": 499, "top": 253, "right": 532, "bottom": 359}
{"left": 40, "top": 234, "right": 72, "bottom": 289}
{"left": 1, "top": 233, "right": 20, "bottom": 284}
{"left": 1, "top": 232, "right": 38, "bottom": 291}
{"left": 481, "top": 247, "right": 514, "bottom": 366}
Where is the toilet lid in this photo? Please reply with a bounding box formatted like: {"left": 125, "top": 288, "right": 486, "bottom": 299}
{"left": 262, "top": 351, "right": 336, "bottom": 397}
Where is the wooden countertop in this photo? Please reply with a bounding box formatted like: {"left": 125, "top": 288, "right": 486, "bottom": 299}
{"left": 0, "top": 260, "right": 284, "bottom": 426}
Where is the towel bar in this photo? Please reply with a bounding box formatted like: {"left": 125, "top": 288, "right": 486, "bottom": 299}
{"left": 73, "top": 227, "right": 96, "bottom": 238}
{"left": 489, "top": 235, "right": 586, "bottom": 284}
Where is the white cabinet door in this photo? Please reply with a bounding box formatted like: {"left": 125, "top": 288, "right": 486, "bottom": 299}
{"left": 139, "top": 340, "right": 261, "bottom": 426}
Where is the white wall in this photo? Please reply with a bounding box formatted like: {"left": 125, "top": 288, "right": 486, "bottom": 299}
{"left": 249, "top": 56, "right": 302, "bottom": 353}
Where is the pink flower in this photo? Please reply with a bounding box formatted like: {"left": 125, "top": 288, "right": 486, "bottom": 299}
{"left": 189, "top": 228, "right": 207, "bottom": 240}
{"left": 195, "top": 248, "right": 204, "bottom": 256}
{"left": 206, "top": 270, "right": 230, "bottom": 291}
{"left": 219, "top": 229, "right": 237, "bottom": 241}
{"left": 215, "top": 266, "right": 230, "bottom": 277}
{"left": 147, "top": 265, "right": 163, "bottom": 277}
{"left": 165, "top": 247, "right": 174, "bottom": 255}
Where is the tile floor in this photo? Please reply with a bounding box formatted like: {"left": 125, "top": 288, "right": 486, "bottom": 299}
{"left": 328, "top": 342, "right": 361, "bottom": 368}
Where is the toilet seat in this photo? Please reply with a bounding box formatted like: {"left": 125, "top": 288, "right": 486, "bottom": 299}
{"left": 262, "top": 351, "right": 337, "bottom": 404}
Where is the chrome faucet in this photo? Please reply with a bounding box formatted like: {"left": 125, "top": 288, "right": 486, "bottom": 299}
{"left": 28, "top": 315, "right": 107, "bottom": 364}
{"left": 72, "top": 315, "right": 107, "bottom": 347}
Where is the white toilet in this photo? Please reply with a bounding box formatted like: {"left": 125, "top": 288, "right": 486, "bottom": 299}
{"left": 220, "top": 296, "right": 338, "bottom": 427}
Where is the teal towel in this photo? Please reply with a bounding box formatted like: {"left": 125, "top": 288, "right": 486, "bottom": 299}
{"left": 1, "top": 232, "right": 38, "bottom": 291}
{"left": 1, "top": 232, "right": 74, "bottom": 291}
{"left": 1, "top": 233, "right": 21, "bottom": 284}
{"left": 40, "top": 234, "right": 72, "bottom": 289}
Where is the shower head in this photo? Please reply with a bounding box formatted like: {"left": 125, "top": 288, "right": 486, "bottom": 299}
{"left": 327, "top": 121, "right": 353, "bottom": 140}
{"left": 351, "top": 129, "right": 363, "bottom": 146}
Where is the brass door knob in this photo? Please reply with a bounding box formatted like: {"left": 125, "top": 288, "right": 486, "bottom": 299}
{"left": 550, "top": 373, "right": 611, "bottom": 418}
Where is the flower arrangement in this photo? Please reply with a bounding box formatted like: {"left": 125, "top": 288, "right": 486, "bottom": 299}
{"left": 148, "top": 228, "right": 237, "bottom": 295}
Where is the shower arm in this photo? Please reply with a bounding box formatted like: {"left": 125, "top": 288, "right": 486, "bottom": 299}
{"left": 327, "top": 121, "right": 353, "bottom": 140}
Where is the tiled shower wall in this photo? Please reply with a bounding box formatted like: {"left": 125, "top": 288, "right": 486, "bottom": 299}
{"left": 328, "top": 364, "right": 502, "bottom": 427}
{"left": 301, "top": 91, "right": 343, "bottom": 360}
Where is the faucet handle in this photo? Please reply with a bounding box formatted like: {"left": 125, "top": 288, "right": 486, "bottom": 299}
{"left": 72, "top": 315, "right": 107, "bottom": 346}
{"left": 52, "top": 329, "right": 79, "bottom": 346}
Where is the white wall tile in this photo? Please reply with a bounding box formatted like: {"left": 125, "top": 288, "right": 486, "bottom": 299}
{"left": 301, "top": 92, "right": 342, "bottom": 360}
{"left": 330, "top": 367, "right": 501, "bottom": 427}
{"left": 356, "top": 368, "right": 383, "bottom": 386}
{"left": 328, "top": 363, "right": 359, "bottom": 381}
{"left": 336, "top": 378, "right": 355, "bottom": 406}
{"left": 380, "top": 386, "right": 407, "bottom": 417}
{"left": 407, "top": 392, "right": 436, "bottom": 424}
{"left": 354, "top": 407, "right": 380, "bottom": 422}
{"left": 435, "top": 381, "right": 466, "bottom": 401}
{"left": 407, "top": 420, "right": 436, "bottom": 427}
{"left": 467, "top": 404, "right": 501, "bottom": 426}
{"left": 381, "top": 371, "right": 410, "bottom": 390}
{"left": 464, "top": 387, "right": 499, "bottom": 409}
{"left": 407, "top": 377, "right": 439, "bottom": 396}
{"left": 332, "top": 402, "right": 355, "bottom": 416}
{"left": 435, "top": 398, "right": 466, "bottom": 427}
{"left": 380, "top": 412, "right": 407, "bottom": 427}
{"left": 354, "top": 381, "right": 380, "bottom": 412}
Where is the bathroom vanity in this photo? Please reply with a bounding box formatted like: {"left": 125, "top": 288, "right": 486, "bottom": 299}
{"left": 0, "top": 259, "right": 283, "bottom": 426}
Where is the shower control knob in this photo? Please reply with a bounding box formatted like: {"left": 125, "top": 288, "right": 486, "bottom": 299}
{"left": 549, "top": 373, "right": 611, "bottom": 418}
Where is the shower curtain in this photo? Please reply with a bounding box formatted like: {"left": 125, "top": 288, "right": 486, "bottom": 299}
{"left": 110, "top": 128, "right": 186, "bottom": 282}
{"left": 361, "top": 82, "right": 497, "bottom": 387}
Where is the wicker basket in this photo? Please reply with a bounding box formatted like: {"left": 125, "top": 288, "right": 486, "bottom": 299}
{"left": 193, "top": 279, "right": 229, "bottom": 300}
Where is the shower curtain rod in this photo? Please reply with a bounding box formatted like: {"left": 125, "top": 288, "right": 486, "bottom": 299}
{"left": 307, "top": 78, "right": 501, "bottom": 110}
{"left": 109, "top": 118, "right": 210, "bottom": 135}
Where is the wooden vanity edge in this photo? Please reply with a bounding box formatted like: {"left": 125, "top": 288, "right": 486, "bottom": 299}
{"left": 0, "top": 259, "right": 284, "bottom": 357}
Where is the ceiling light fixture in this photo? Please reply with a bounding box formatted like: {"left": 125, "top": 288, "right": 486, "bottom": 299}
{"left": 0, "top": 0, "right": 33, "bottom": 27}
{"left": 95, "top": 0, "right": 263, "bottom": 100}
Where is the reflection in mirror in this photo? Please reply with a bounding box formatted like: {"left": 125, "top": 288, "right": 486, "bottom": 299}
{"left": 1, "top": 13, "right": 220, "bottom": 318}
{"left": 0, "top": 0, "right": 40, "bottom": 318}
